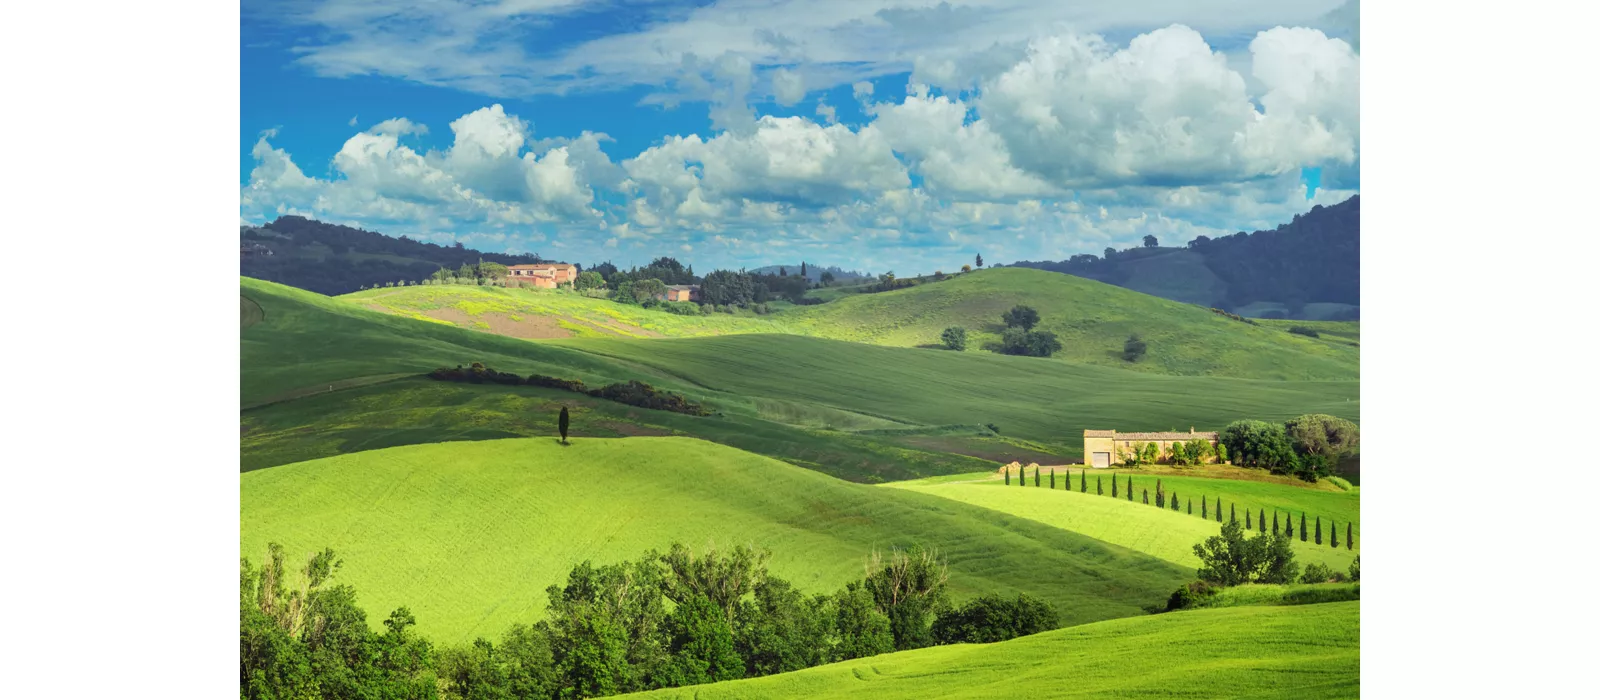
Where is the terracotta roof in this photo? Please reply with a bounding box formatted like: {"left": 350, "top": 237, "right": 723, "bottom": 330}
{"left": 1083, "top": 430, "right": 1115, "bottom": 438}
{"left": 1114, "top": 431, "right": 1218, "bottom": 441}
{"left": 507, "top": 263, "right": 574, "bottom": 270}
{"left": 666, "top": 285, "right": 700, "bottom": 291}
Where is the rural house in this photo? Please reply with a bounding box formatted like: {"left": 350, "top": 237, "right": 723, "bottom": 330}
{"left": 665, "top": 284, "right": 701, "bottom": 302}
{"left": 506, "top": 263, "right": 577, "bottom": 289}
{"left": 1082, "top": 428, "right": 1219, "bottom": 468}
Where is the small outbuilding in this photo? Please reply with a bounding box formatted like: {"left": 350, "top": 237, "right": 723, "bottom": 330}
{"left": 1082, "top": 428, "right": 1219, "bottom": 468}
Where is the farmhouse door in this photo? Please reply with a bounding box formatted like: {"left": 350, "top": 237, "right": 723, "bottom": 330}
{"left": 1092, "top": 452, "right": 1111, "bottom": 468}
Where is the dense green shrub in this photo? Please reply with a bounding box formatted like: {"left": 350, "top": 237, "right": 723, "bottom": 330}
{"left": 1193, "top": 520, "right": 1299, "bottom": 586}
{"left": 1122, "top": 334, "right": 1148, "bottom": 362}
{"left": 999, "top": 328, "right": 1062, "bottom": 357}
{"left": 940, "top": 326, "right": 968, "bottom": 351}
{"left": 1164, "top": 580, "right": 1219, "bottom": 611}
{"left": 1288, "top": 326, "right": 1320, "bottom": 338}
{"left": 930, "top": 594, "right": 1059, "bottom": 644}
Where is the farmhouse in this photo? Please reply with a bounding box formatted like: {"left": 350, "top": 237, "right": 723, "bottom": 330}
{"left": 506, "top": 263, "right": 577, "bottom": 289}
{"left": 664, "top": 284, "right": 701, "bottom": 302}
{"left": 1082, "top": 428, "right": 1219, "bottom": 468}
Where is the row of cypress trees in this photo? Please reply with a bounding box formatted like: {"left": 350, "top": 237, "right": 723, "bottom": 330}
{"left": 1004, "top": 466, "right": 1356, "bottom": 550}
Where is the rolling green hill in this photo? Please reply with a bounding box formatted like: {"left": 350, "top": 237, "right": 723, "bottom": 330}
{"left": 243, "top": 277, "right": 1357, "bottom": 470}
{"left": 627, "top": 601, "right": 1360, "bottom": 699}
{"left": 886, "top": 473, "right": 1359, "bottom": 572}
{"left": 336, "top": 267, "right": 1358, "bottom": 381}
{"left": 553, "top": 334, "right": 1359, "bottom": 455}
{"left": 240, "top": 437, "right": 1190, "bottom": 644}
{"left": 782, "top": 268, "right": 1358, "bottom": 380}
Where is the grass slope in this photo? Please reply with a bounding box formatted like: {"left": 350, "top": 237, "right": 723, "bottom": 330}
{"left": 553, "top": 334, "right": 1359, "bottom": 455}
{"left": 886, "top": 475, "right": 1358, "bottom": 572}
{"left": 241, "top": 378, "right": 992, "bottom": 480}
{"left": 241, "top": 277, "right": 642, "bottom": 408}
{"left": 343, "top": 284, "right": 790, "bottom": 339}
{"left": 243, "top": 277, "right": 1356, "bottom": 465}
{"left": 240, "top": 437, "right": 1189, "bottom": 644}
{"left": 627, "top": 601, "right": 1360, "bottom": 699}
{"left": 783, "top": 268, "right": 1358, "bottom": 380}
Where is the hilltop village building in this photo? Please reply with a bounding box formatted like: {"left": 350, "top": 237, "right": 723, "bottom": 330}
{"left": 664, "top": 285, "right": 701, "bottom": 302}
{"left": 506, "top": 263, "right": 577, "bottom": 289}
{"left": 1082, "top": 429, "right": 1219, "bottom": 468}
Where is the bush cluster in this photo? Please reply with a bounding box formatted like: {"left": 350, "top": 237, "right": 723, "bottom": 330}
{"left": 1287, "top": 325, "right": 1321, "bottom": 338}
{"left": 242, "top": 542, "right": 1054, "bottom": 700}
{"left": 1206, "top": 307, "right": 1259, "bottom": 325}
{"left": 429, "top": 365, "right": 712, "bottom": 416}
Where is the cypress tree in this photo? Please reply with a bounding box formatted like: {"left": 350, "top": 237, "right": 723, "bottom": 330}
{"left": 1112, "top": 475, "right": 1118, "bottom": 498}
{"left": 1285, "top": 513, "right": 1294, "bottom": 539}
{"left": 1300, "top": 513, "right": 1308, "bottom": 542}
{"left": 1081, "top": 470, "right": 1087, "bottom": 493}
{"left": 1330, "top": 521, "right": 1339, "bottom": 548}
{"left": 1141, "top": 489, "right": 1148, "bottom": 504}
{"left": 1172, "top": 492, "right": 1180, "bottom": 511}
{"left": 1005, "top": 467, "right": 1010, "bottom": 486}
{"left": 1347, "top": 522, "right": 1354, "bottom": 550}
{"left": 1035, "top": 468, "right": 1041, "bottom": 487}
{"left": 1201, "top": 497, "right": 1207, "bottom": 519}
{"left": 1246, "top": 509, "right": 1252, "bottom": 529}
{"left": 1050, "top": 469, "right": 1056, "bottom": 490}
{"left": 1315, "top": 517, "right": 1322, "bottom": 545}
{"left": 1215, "top": 498, "right": 1223, "bottom": 523}
{"left": 558, "top": 406, "right": 570, "bottom": 444}
{"left": 1259, "top": 508, "right": 1266, "bottom": 533}
{"left": 1187, "top": 497, "right": 1193, "bottom": 515}
{"left": 1097, "top": 475, "right": 1103, "bottom": 495}
{"left": 1156, "top": 479, "right": 1164, "bottom": 508}
{"left": 1126, "top": 475, "right": 1134, "bottom": 501}
{"left": 1230, "top": 503, "right": 1236, "bottom": 523}
{"left": 1272, "top": 511, "right": 1280, "bottom": 535}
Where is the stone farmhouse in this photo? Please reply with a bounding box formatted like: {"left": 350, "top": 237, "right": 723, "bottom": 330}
{"left": 506, "top": 263, "right": 577, "bottom": 289}
{"left": 664, "top": 285, "right": 701, "bottom": 302}
{"left": 1082, "top": 428, "right": 1219, "bottom": 468}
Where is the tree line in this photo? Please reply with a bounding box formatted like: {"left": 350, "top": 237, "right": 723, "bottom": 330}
{"left": 1002, "top": 464, "right": 1356, "bottom": 555}
{"left": 241, "top": 542, "right": 1059, "bottom": 699}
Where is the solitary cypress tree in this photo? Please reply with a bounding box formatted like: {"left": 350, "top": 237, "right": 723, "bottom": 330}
{"left": 1245, "top": 509, "right": 1252, "bottom": 529}
{"left": 1187, "top": 497, "right": 1193, "bottom": 515}
{"left": 1112, "top": 475, "right": 1118, "bottom": 498}
{"left": 1272, "top": 511, "right": 1280, "bottom": 535}
{"left": 1126, "top": 475, "right": 1134, "bottom": 501}
{"left": 1300, "top": 513, "right": 1308, "bottom": 542}
{"left": 1347, "top": 522, "right": 1354, "bottom": 550}
{"left": 1097, "top": 475, "right": 1103, "bottom": 495}
{"left": 1050, "top": 469, "right": 1056, "bottom": 489}
{"left": 1005, "top": 468, "right": 1010, "bottom": 486}
{"left": 1215, "top": 498, "right": 1223, "bottom": 523}
{"left": 1259, "top": 508, "right": 1266, "bottom": 533}
{"left": 1315, "top": 517, "right": 1322, "bottom": 545}
{"left": 1330, "top": 521, "right": 1339, "bottom": 548}
{"left": 558, "top": 406, "right": 570, "bottom": 444}
{"left": 1201, "top": 498, "right": 1208, "bottom": 519}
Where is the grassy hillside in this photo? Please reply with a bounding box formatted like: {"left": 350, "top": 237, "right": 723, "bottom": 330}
{"left": 554, "top": 334, "right": 1359, "bottom": 455}
{"left": 240, "top": 377, "right": 992, "bottom": 481}
{"left": 343, "top": 283, "right": 791, "bottom": 339}
{"left": 885, "top": 474, "right": 1358, "bottom": 572}
{"left": 340, "top": 267, "right": 1358, "bottom": 380}
{"left": 782, "top": 268, "right": 1359, "bottom": 380}
{"left": 244, "top": 277, "right": 1356, "bottom": 466}
{"left": 241, "top": 277, "right": 642, "bottom": 408}
{"left": 240, "top": 437, "right": 1190, "bottom": 644}
{"left": 627, "top": 601, "right": 1360, "bottom": 699}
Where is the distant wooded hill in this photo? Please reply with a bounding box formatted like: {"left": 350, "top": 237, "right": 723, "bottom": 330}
{"left": 240, "top": 216, "right": 558, "bottom": 295}
{"left": 1007, "top": 195, "right": 1359, "bottom": 320}
{"left": 748, "top": 264, "right": 870, "bottom": 283}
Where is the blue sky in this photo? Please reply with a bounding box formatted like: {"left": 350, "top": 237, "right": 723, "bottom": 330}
{"left": 241, "top": 0, "right": 1360, "bottom": 274}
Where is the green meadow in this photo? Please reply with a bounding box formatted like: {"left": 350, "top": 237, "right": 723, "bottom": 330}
{"left": 244, "top": 277, "right": 1358, "bottom": 465}
{"left": 340, "top": 267, "right": 1359, "bottom": 381}
{"left": 240, "top": 437, "right": 1189, "bottom": 644}
{"left": 885, "top": 475, "right": 1359, "bottom": 572}
{"left": 627, "top": 601, "right": 1360, "bottom": 700}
